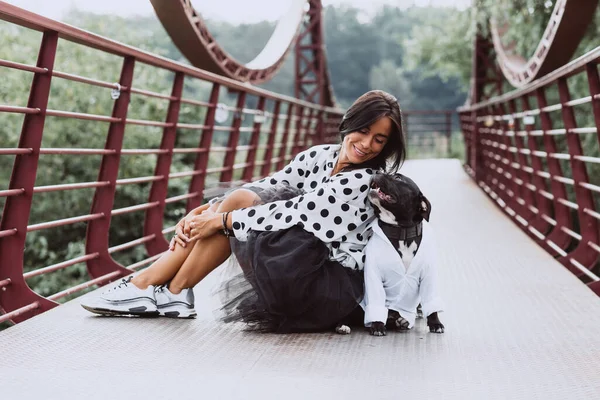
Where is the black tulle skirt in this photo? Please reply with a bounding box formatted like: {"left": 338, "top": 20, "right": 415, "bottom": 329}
{"left": 214, "top": 184, "right": 364, "bottom": 333}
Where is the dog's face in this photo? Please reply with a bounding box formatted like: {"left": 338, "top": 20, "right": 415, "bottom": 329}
{"left": 368, "top": 172, "right": 431, "bottom": 226}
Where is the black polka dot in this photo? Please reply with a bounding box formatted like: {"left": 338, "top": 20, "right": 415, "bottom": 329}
{"left": 285, "top": 167, "right": 292, "bottom": 174}
{"left": 241, "top": 222, "right": 245, "bottom": 229}
{"left": 341, "top": 204, "right": 350, "bottom": 212}
{"left": 310, "top": 151, "right": 317, "bottom": 158}
{"left": 326, "top": 230, "right": 335, "bottom": 238}
{"left": 324, "top": 146, "right": 330, "bottom": 150}
{"left": 298, "top": 196, "right": 304, "bottom": 203}
{"left": 259, "top": 178, "right": 266, "bottom": 183}
{"left": 340, "top": 178, "right": 349, "bottom": 185}
{"left": 332, "top": 188, "right": 336, "bottom": 194}
{"left": 299, "top": 154, "right": 305, "bottom": 161}
{"left": 343, "top": 188, "right": 352, "bottom": 195}
{"left": 294, "top": 204, "right": 298, "bottom": 209}
{"left": 265, "top": 225, "right": 273, "bottom": 230}
{"left": 362, "top": 255, "right": 366, "bottom": 263}
{"left": 355, "top": 173, "right": 363, "bottom": 179}
{"left": 298, "top": 222, "right": 304, "bottom": 228}
{"left": 313, "top": 223, "right": 321, "bottom": 231}
{"left": 285, "top": 215, "right": 293, "bottom": 223}
{"left": 275, "top": 213, "right": 282, "bottom": 220}
{"left": 328, "top": 162, "right": 333, "bottom": 168}
{"left": 313, "top": 166, "right": 319, "bottom": 174}
{"left": 300, "top": 214, "right": 308, "bottom": 222}
{"left": 270, "top": 178, "right": 277, "bottom": 184}
{"left": 305, "top": 171, "right": 311, "bottom": 178}
{"left": 297, "top": 169, "right": 304, "bottom": 176}
{"left": 361, "top": 214, "right": 368, "bottom": 222}
{"left": 342, "top": 235, "right": 348, "bottom": 241}
{"left": 307, "top": 202, "right": 316, "bottom": 210}
{"left": 282, "top": 180, "right": 290, "bottom": 185}
{"left": 233, "top": 222, "right": 241, "bottom": 229}
{"left": 366, "top": 169, "right": 373, "bottom": 174}
{"left": 356, "top": 233, "right": 364, "bottom": 241}
{"left": 317, "top": 188, "right": 324, "bottom": 196}
{"left": 310, "top": 181, "right": 317, "bottom": 189}
{"left": 328, "top": 196, "right": 336, "bottom": 204}
{"left": 297, "top": 182, "right": 304, "bottom": 189}
{"left": 322, "top": 177, "right": 327, "bottom": 183}
{"left": 348, "top": 223, "right": 357, "bottom": 231}
{"left": 285, "top": 201, "right": 293, "bottom": 208}
{"left": 320, "top": 209, "right": 329, "bottom": 218}
{"left": 334, "top": 216, "right": 342, "bottom": 225}
{"left": 332, "top": 241, "right": 340, "bottom": 249}
{"left": 248, "top": 209, "right": 256, "bottom": 217}
{"left": 360, "top": 185, "right": 368, "bottom": 192}
{"left": 257, "top": 217, "right": 265, "bottom": 224}
{"left": 269, "top": 204, "right": 277, "bottom": 211}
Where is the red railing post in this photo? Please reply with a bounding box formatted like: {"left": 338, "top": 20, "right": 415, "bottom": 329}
{"left": 85, "top": 57, "right": 137, "bottom": 280}
{"left": 242, "top": 96, "right": 266, "bottom": 181}
{"left": 220, "top": 92, "right": 247, "bottom": 183}
{"left": 520, "top": 95, "right": 553, "bottom": 239}
{"left": 557, "top": 77, "right": 600, "bottom": 275}
{"left": 144, "top": 72, "right": 185, "bottom": 256}
{"left": 276, "top": 104, "right": 295, "bottom": 170}
{"left": 291, "top": 106, "right": 306, "bottom": 158}
{"left": 187, "top": 83, "right": 220, "bottom": 211}
{"left": 260, "top": 100, "right": 281, "bottom": 177}
{"left": 445, "top": 112, "right": 452, "bottom": 156}
{"left": 0, "top": 31, "right": 60, "bottom": 323}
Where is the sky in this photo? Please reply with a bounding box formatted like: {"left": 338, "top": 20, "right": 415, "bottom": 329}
{"left": 4, "top": 0, "right": 470, "bottom": 24}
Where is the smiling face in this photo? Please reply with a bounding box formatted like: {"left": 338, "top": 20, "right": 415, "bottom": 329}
{"left": 337, "top": 116, "right": 391, "bottom": 170}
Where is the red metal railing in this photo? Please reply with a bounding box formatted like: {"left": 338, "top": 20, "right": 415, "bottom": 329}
{"left": 459, "top": 47, "right": 600, "bottom": 295}
{"left": 404, "top": 110, "right": 455, "bottom": 158}
{"left": 0, "top": 3, "right": 343, "bottom": 325}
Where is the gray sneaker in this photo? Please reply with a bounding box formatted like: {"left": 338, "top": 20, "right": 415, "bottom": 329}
{"left": 80, "top": 276, "right": 158, "bottom": 317}
{"left": 155, "top": 285, "right": 196, "bottom": 319}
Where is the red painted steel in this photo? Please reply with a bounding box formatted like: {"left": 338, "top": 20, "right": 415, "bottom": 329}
{"left": 0, "top": 31, "right": 60, "bottom": 323}
{"left": 84, "top": 57, "right": 137, "bottom": 282}
{"left": 260, "top": 101, "right": 282, "bottom": 177}
{"left": 144, "top": 72, "right": 185, "bottom": 257}
{"left": 242, "top": 97, "right": 267, "bottom": 182}
{"left": 220, "top": 92, "right": 247, "bottom": 184}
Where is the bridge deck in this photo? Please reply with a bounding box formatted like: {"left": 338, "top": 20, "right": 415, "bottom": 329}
{"left": 1, "top": 159, "right": 600, "bottom": 399}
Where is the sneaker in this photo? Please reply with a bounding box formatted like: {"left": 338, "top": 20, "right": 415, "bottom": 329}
{"left": 80, "top": 276, "right": 158, "bottom": 317}
{"left": 155, "top": 285, "right": 196, "bottom": 319}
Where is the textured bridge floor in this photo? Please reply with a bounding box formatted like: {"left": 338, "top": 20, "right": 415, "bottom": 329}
{"left": 2, "top": 159, "right": 600, "bottom": 399}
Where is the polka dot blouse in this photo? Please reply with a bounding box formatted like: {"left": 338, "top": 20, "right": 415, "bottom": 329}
{"left": 231, "top": 144, "right": 376, "bottom": 270}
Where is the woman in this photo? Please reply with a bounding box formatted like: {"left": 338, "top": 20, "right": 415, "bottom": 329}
{"left": 81, "top": 90, "right": 406, "bottom": 332}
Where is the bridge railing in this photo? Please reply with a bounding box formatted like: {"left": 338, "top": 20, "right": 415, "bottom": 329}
{"left": 459, "top": 46, "right": 600, "bottom": 295}
{"left": 0, "top": 3, "right": 344, "bottom": 325}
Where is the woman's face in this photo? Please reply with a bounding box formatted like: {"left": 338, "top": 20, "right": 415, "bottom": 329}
{"left": 339, "top": 116, "right": 392, "bottom": 167}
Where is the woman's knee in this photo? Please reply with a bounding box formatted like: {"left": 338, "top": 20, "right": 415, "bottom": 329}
{"left": 216, "top": 189, "right": 260, "bottom": 212}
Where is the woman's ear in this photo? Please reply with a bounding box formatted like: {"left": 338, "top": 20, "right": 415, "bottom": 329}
{"left": 419, "top": 193, "right": 432, "bottom": 222}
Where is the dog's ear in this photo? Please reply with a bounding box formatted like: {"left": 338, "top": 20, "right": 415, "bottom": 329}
{"left": 419, "top": 193, "right": 432, "bottom": 222}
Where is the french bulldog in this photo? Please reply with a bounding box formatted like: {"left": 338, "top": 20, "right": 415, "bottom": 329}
{"left": 364, "top": 172, "right": 444, "bottom": 336}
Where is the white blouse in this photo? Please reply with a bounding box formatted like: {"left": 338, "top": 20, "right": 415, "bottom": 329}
{"left": 230, "top": 144, "right": 376, "bottom": 270}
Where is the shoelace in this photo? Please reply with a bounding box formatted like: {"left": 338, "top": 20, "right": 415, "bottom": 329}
{"left": 104, "top": 276, "right": 132, "bottom": 293}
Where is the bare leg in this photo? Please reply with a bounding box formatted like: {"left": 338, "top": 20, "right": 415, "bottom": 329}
{"left": 131, "top": 189, "right": 259, "bottom": 292}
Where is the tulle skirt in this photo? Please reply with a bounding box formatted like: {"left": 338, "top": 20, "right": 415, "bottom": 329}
{"left": 213, "top": 184, "right": 364, "bottom": 333}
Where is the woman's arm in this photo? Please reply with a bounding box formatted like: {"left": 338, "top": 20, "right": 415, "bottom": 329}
{"left": 230, "top": 169, "right": 375, "bottom": 242}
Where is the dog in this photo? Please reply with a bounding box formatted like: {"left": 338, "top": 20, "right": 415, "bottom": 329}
{"left": 360, "top": 172, "right": 444, "bottom": 336}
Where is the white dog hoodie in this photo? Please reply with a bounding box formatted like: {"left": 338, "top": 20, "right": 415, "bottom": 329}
{"left": 361, "top": 219, "right": 444, "bottom": 328}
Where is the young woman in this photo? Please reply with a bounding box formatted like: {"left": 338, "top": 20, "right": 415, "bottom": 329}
{"left": 81, "top": 90, "right": 406, "bottom": 332}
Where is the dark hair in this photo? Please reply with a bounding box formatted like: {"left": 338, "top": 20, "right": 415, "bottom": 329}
{"left": 338, "top": 90, "right": 406, "bottom": 173}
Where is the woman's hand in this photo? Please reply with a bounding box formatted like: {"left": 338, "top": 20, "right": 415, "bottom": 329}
{"left": 188, "top": 209, "right": 222, "bottom": 242}
{"left": 170, "top": 203, "right": 211, "bottom": 250}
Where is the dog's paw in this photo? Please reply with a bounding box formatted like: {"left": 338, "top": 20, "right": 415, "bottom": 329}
{"left": 395, "top": 316, "right": 410, "bottom": 331}
{"left": 370, "top": 321, "right": 386, "bottom": 336}
{"left": 426, "top": 312, "right": 444, "bottom": 333}
{"left": 428, "top": 323, "right": 445, "bottom": 334}
{"left": 335, "top": 324, "right": 352, "bottom": 335}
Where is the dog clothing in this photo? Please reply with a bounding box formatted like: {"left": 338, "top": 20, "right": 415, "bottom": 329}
{"left": 213, "top": 144, "right": 377, "bottom": 333}
{"left": 361, "top": 219, "right": 444, "bottom": 328}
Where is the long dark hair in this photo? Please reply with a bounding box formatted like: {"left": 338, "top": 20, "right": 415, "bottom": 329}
{"left": 338, "top": 90, "right": 406, "bottom": 173}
